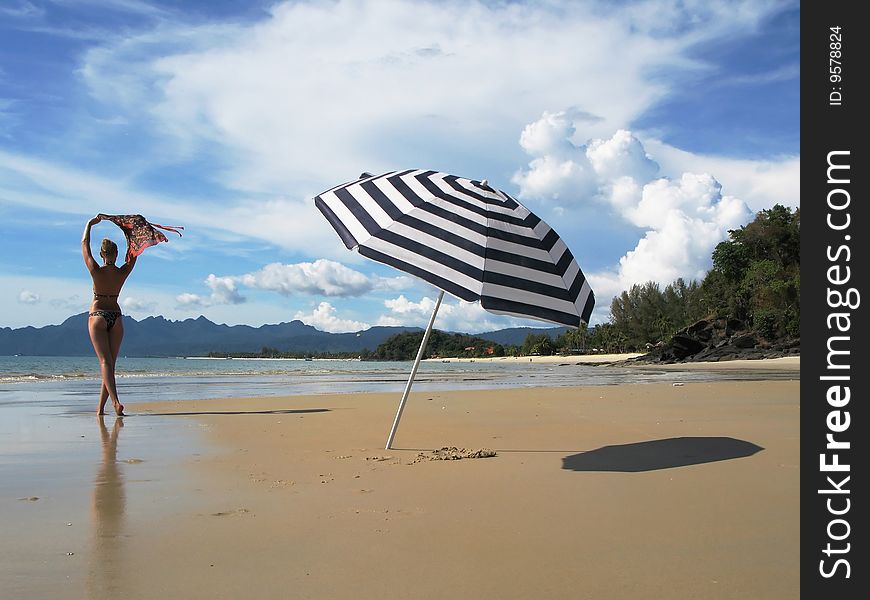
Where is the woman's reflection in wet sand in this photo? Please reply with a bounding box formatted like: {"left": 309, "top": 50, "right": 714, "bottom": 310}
{"left": 88, "top": 416, "right": 126, "bottom": 599}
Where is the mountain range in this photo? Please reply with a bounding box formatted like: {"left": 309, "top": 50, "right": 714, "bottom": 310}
{"left": 0, "top": 313, "right": 568, "bottom": 357}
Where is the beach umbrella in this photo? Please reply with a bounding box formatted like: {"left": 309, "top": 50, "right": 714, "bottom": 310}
{"left": 315, "top": 169, "right": 595, "bottom": 448}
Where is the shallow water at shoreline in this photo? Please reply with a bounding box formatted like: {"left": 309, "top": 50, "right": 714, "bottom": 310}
{"left": 1, "top": 355, "right": 798, "bottom": 404}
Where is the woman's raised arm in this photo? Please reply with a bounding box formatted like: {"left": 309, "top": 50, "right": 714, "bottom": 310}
{"left": 81, "top": 215, "right": 101, "bottom": 272}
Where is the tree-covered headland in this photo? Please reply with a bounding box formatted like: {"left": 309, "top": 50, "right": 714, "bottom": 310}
{"left": 371, "top": 204, "right": 800, "bottom": 360}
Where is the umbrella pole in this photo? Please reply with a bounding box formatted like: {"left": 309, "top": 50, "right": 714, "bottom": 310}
{"left": 385, "top": 290, "right": 444, "bottom": 449}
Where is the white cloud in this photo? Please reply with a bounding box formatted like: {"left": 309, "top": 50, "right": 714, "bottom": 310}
{"left": 375, "top": 294, "right": 535, "bottom": 333}
{"left": 293, "top": 301, "right": 369, "bottom": 333}
{"left": 121, "top": 297, "right": 157, "bottom": 313}
{"left": 18, "top": 290, "right": 40, "bottom": 304}
{"left": 513, "top": 123, "right": 662, "bottom": 206}
{"left": 377, "top": 295, "right": 441, "bottom": 325}
{"left": 239, "top": 260, "right": 382, "bottom": 297}
{"left": 175, "top": 274, "right": 245, "bottom": 307}
{"left": 179, "top": 259, "right": 411, "bottom": 306}
{"left": 512, "top": 154, "right": 599, "bottom": 203}
{"left": 74, "top": 0, "right": 782, "bottom": 194}
{"left": 640, "top": 137, "right": 800, "bottom": 211}
{"left": 176, "top": 292, "right": 208, "bottom": 308}
{"left": 514, "top": 124, "right": 657, "bottom": 206}
{"left": 205, "top": 274, "right": 245, "bottom": 304}
{"left": 0, "top": 0, "right": 794, "bottom": 259}
{"left": 514, "top": 120, "right": 755, "bottom": 304}
{"left": 587, "top": 129, "right": 659, "bottom": 186}
{"left": 608, "top": 174, "right": 748, "bottom": 287}
{"left": 518, "top": 108, "right": 599, "bottom": 158}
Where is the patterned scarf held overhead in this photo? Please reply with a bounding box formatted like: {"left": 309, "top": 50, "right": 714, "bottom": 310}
{"left": 98, "top": 214, "right": 184, "bottom": 262}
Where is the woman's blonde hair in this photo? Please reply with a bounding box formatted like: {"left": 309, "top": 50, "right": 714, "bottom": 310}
{"left": 100, "top": 238, "right": 118, "bottom": 261}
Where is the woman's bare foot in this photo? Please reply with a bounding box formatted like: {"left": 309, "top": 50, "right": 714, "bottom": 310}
{"left": 113, "top": 401, "right": 125, "bottom": 416}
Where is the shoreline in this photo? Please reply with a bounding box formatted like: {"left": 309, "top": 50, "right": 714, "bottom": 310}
{"left": 424, "top": 351, "right": 645, "bottom": 364}
{"left": 426, "top": 352, "right": 801, "bottom": 370}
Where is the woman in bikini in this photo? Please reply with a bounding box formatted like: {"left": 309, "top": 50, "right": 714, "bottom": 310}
{"left": 82, "top": 215, "right": 137, "bottom": 416}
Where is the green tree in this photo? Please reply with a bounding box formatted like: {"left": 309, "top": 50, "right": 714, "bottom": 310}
{"left": 700, "top": 204, "right": 800, "bottom": 337}
{"left": 556, "top": 324, "right": 588, "bottom": 353}
{"left": 598, "top": 204, "right": 799, "bottom": 352}
{"left": 372, "top": 330, "right": 506, "bottom": 360}
{"left": 522, "top": 333, "right": 554, "bottom": 355}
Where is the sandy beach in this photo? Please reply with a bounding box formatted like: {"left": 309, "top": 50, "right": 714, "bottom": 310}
{"left": 427, "top": 353, "right": 800, "bottom": 370}
{"left": 424, "top": 352, "right": 647, "bottom": 364}
{"left": 3, "top": 361, "right": 799, "bottom": 600}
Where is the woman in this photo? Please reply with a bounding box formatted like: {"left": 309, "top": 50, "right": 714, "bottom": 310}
{"left": 82, "top": 215, "right": 136, "bottom": 416}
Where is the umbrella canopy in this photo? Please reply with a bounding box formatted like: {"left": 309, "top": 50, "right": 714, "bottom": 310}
{"left": 314, "top": 169, "right": 594, "bottom": 328}
{"left": 315, "top": 169, "right": 595, "bottom": 448}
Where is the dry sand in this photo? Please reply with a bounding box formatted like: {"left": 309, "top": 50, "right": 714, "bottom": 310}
{"left": 55, "top": 377, "right": 800, "bottom": 600}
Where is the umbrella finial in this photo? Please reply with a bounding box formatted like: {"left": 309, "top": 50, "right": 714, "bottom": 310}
{"left": 359, "top": 172, "right": 373, "bottom": 179}
{"left": 481, "top": 179, "right": 488, "bottom": 187}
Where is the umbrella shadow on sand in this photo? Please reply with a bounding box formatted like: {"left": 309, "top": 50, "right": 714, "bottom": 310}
{"left": 562, "top": 437, "right": 764, "bottom": 472}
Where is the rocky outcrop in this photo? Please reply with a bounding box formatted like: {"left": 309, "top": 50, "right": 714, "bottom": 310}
{"left": 630, "top": 318, "right": 800, "bottom": 364}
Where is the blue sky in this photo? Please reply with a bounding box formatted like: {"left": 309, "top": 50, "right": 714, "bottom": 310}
{"left": 1, "top": 0, "right": 799, "bottom": 332}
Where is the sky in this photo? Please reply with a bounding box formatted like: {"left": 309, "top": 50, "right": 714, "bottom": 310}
{"left": 0, "top": 0, "right": 800, "bottom": 333}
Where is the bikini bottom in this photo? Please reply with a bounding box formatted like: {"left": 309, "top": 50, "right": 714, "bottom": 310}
{"left": 89, "top": 310, "right": 122, "bottom": 330}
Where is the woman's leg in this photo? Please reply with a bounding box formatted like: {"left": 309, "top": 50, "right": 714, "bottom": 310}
{"left": 97, "top": 319, "right": 124, "bottom": 413}
{"left": 107, "top": 318, "right": 125, "bottom": 415}
{"left": 88, "top": 316, "right": 124, "bottom": 415}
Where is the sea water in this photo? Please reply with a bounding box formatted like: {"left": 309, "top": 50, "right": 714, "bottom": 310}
{"left": 0, "top": 354, "right": 796, "bottom": 405}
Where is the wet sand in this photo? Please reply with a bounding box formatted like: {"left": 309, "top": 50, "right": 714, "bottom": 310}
{"left": 3, "top": 374, "right": 799, "bottom": 599}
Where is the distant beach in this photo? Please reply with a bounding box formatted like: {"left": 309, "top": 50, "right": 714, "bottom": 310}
{"left": 426, "top": 352, "right": 801, "bottom": 368}
{"left": 425, "top": 351, "right": 646, "bottom": 364}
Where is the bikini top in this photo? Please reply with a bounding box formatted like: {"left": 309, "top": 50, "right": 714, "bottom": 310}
{"left": 93, "top": 291, "right": 119, "bottom": 299}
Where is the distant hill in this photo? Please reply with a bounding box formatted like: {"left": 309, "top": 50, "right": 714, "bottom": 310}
{"left": 0, "top": 313, "right": 566, "bottom": 357}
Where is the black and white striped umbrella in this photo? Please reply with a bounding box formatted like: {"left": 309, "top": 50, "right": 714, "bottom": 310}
{"left": 315, "top": 169, "right": 595, "bottom": 448}
{"left": 315, "top": 169, "right": 594, "bottom": 327}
